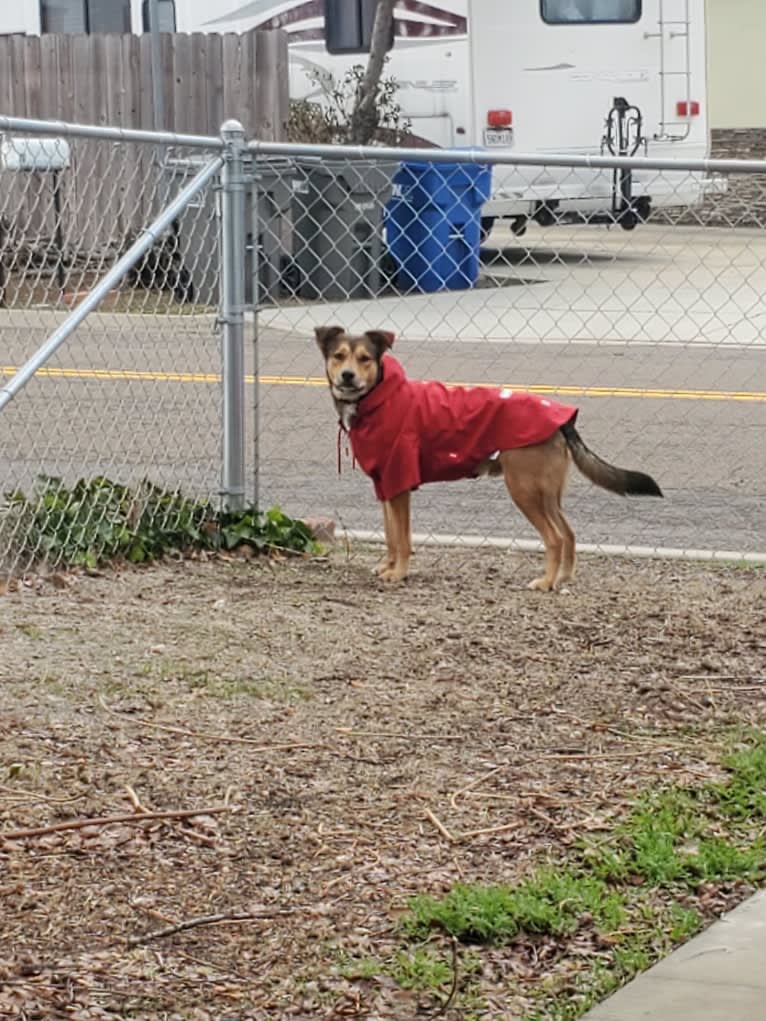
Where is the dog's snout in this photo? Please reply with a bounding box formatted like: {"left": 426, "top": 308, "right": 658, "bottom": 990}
{"left": 341, "top": 369, "right": 356, "bottom": 384}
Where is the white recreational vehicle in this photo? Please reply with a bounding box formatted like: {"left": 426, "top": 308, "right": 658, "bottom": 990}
{"left": 2, "top": 1, "right": 709, "bottom": 232}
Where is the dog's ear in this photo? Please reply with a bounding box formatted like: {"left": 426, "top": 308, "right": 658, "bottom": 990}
{"left": 364, "top": 330, "right": 396, "bottom": 354}
{"left": 315, "top": 325, "right": 345, "bottom": 355}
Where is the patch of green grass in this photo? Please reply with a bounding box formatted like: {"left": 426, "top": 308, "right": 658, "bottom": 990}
{"left": 666, "top": 903, "right": 703, "bottom": 943}
{"left": 582, "top": 740, "right": 766, "bottom": 888}
{"left": 337, "top": 955, "right": 383, "bottom": 981}
{"left": 525, "top": 964, "right": 621, "bottom": 1021}
{"left": 185, "top": 672, "right": 313, "bottom": 703}
{"left": 716, "top": 736, "right": 766, "bottom": 820}
{"left": 391, "top": 947, "right": 454, "bottom": 992}
{"left": 692, "top": 837, "right": 764, "bottom": 881}
{"left": 404, "top": 869, "right": 626, "bottom": 944}
{"left": 524, "top": 901, "right": 702, "bottom": 1021}
{"left": 337, "top": 946, "right": 484, "bottom": 1014}
{"left": 707, "top": 558, "right": 765, "bottom": 570}
{"left": 627, "top": 792, "right": 700, "bottom": 884}
{"left": 14, "top": 622, "right": 44, "bottom": 639}
{"left": 137, "top": 659, "right": 313, "bottom": 703}
{"left": 391, "top": 731, "right": 766, "bottom": 1021}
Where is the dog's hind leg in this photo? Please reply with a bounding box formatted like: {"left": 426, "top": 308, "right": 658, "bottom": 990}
{"left": 552, "top": 504, "right": 576, "bottom": 586}
{"left": 500, "top": 441, "right": 566, "bottom": 592}
{"left": 551, "top": 456, "right": 577, "bottom": 586}
{"left": 378, "top": 490, "right": 411, "bottom": 583}
{"left": 512, "top": 487, "right": 564, "bottom": 591}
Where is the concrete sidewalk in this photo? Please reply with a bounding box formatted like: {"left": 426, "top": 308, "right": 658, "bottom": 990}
{"left": 582, "top": 891, "right": 766, "bottom": 1020}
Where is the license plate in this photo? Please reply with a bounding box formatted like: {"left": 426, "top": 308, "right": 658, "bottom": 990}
{"left": 483, "top": 127, "right": 513, "bottom": 147}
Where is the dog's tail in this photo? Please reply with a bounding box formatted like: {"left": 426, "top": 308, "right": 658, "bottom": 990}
{"left": 561, "top": 420, "right": 663, "bottom": 497}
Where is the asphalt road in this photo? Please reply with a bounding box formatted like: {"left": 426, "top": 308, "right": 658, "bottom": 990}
{"left": 2, "top": 223, "right": 765, "bottom": 558}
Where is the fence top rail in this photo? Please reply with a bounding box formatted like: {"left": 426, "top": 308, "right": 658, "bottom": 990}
{"left": 0, "top": 114, "right": 223, "bottom": 150}
{"left": 5, "top": 114, "right": 766, "bottom": 175}
{"left": 248, "top": 138, "right": 766, "bottom": 177}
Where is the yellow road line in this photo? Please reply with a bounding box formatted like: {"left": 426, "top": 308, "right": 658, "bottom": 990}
{"left": 2, "top": 365, "right": 765, "bottom": 402}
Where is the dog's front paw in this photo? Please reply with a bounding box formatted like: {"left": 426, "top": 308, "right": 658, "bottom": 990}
{"left": 379, "top": 565, "right": 408, "bottom": 583}
{"left": 373, "top": 556, "right": 394, "bottom": 576}
{"left": 527, "top": 577, "right": 557, "bottom": 592}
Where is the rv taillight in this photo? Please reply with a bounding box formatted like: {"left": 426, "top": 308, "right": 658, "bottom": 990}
{"left": 487, "top": 109, "right": 513, "bottom": 127}
{"left": 676, "top": 100, "right": 700, "bottom": 117}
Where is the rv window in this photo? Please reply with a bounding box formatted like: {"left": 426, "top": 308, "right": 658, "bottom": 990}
{"left": 142, "top": 0, "right": 176, "bottom": 32}
{"left": 40, "top": 0, "right": 131, "bottom": 32}
{"left": 325, "top": 0, "right": 394, "bottom": 55}
{"left": 40, "top": 0, "right": 86, "bottom": 31}
{"left": 541, "top": 0, "right": 641, "bottom": 23}
{"left": 87, "top": 0, "right": 130, "bottom": 31}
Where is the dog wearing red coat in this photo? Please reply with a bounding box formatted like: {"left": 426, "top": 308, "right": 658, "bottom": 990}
{"left": 315, "top": 326, "right": 662, "bottom": 589}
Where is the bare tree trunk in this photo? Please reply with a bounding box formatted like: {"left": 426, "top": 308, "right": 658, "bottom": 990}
{"left": 349, "top": 0, "right": 397, "bottom": 145}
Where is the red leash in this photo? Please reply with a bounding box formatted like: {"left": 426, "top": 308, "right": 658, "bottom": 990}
{"left": 337, "top": 423, "right": 357, "bottom": 475}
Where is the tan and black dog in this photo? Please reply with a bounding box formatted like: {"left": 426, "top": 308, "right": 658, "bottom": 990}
{"left": 316, "top": 325, "right": 662, "bottom": 589}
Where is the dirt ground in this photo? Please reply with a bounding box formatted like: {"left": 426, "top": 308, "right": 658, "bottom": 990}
{"left": 1, "top": 546, "right": 765, "bottom": 1020}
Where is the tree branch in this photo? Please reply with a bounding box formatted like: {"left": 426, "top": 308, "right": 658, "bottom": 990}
{"left": 349, "top": 0, "right": 397, "bottom": 145}
{"left": 1, "top": 805, "right": 229, "bottom": 842}
{"left": 127, "top": 908, "right": 299, "bottom": 947}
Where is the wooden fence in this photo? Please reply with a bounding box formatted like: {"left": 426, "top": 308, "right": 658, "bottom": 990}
{"left": 0, "top": 29, "right": 289, "bottom": 139}
{"left": 0, "top": 30, "right": 289, "bottom": 269}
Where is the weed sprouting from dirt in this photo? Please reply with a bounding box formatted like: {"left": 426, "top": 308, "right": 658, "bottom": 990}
{"left": 405, "top": 870, "right": 625, "bottom": 943}
{"left": 3, "top": 474, "right": 317, "bottom": 572}
{"left": 396, "top": 730, "right": 766, "bottom": 1020}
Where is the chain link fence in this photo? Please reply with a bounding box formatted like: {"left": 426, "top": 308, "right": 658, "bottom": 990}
{"left": 2, "top": 114, "right": 765, "bottom": 582}
{"left": 0, "top": 120, "right": 229, "bottom": 578}
{"left": 252, "top": 144, "right": 766, "bottom": 563}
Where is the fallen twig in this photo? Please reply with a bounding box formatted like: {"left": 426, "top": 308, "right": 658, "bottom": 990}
{"left": 448, "top": 747, "right": 681, "bottom": 811}
{"left": 424, "top": 936, "right": 459, "bottom": 1021}
{"left": 336, "top": 727, "right": 463, "bottom": 741}
{"left": 678, "top": 673, "right": 761, "bottom": 682}
{"left": 666, "top": 685, "right": 712, "bottom": 714}
{"left": 99, "top": 696, "right": 322, "bottom": 751}
{"left": 125, "top": 785, "right": 149, "bottom": 813}
{"left": 549, "top": 704, "right": 644, "bottom": 739}
{"left": 456, "top": 820, "right": 521, "bottom": 840}
{"left": 127, "top": 908, "right": 299, "bottom": 946}
{"left": 177, "top": 825, "right": 217, "bottom": 847}
{"left": 449, "top": 762, "right": 511, "bottom": 809}
{"left": 1, "top": 805, "right": 229, "bottom": 842}
{"left": 0, "top": 784, "right": 86, "bottom": 805}
{"left": 425, "top": 807, "right": 458, "bottom": 843}
{"left": 426, "top": 802, "right": 605, "bottom": 844}
{"left": 463, "top": 791, "right": 572, "bottom": 807}
{"left": 425, "top": 808, "right": 521, "bottom": 843}
{"left": 675, "top": 683, "right": 765, "bottom": 696}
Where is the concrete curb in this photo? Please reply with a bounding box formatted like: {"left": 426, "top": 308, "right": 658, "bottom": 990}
{"left": 343, "top": 529, "right": 766, "bottom": 565}
{"left": 582, "top": 890, "right": 766, "bottom": 1020}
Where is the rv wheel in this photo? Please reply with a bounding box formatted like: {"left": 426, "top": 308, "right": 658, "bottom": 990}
{"left": 480, "top": 217, "right": 495, "bottom": 244}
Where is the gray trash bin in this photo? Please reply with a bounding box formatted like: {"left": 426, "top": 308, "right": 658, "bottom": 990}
{"left": 163, "top": 156, "right": 220, "bottom": 307}
{"left": 291, "top": 160, "right": 397, "bottom": 300}
{"left": 164, "top": 156, "right": 294, "bottom": 308}
{"left": 250, "top": 158, "right": 295, "bottom": 305}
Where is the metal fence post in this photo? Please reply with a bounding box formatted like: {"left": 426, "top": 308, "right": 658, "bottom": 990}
{"left": 219, "top": 119, "right": 247, "bottom": 513}
{"left": 250, "top": 170, "right": 261, "bottom": 513}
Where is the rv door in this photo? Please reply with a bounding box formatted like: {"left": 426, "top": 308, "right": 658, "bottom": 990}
{"left": 643, "top": 0, "right": 703, "bottom": 141}
{"left": 468, "top": 0, "right": 667, "bottom": 157}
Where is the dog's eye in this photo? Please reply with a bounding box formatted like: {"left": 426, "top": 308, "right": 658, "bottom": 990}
{"left": 332, "top": 353, "right": 344, "bottom": 361}
{"left": 358, "top": 355, "right": 371, "bottom": 364}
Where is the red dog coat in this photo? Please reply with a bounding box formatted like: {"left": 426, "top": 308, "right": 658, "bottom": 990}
{"left": 347, "top": 355, "right": 579, "bottom": 502}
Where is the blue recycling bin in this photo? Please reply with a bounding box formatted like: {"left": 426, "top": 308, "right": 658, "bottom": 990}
{"left": 385, "top": 160, "right": 493, "bottom": 293}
